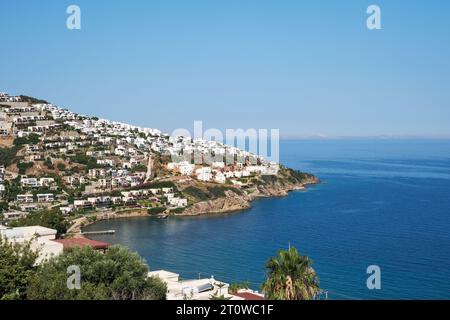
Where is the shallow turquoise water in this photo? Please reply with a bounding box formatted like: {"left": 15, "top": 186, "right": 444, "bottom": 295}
{"left": 86, "top": 139, "right": 450, "bottom": 299}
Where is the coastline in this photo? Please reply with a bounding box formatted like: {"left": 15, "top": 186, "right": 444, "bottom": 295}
{"left": 67, "top": 208, "right": 150, "bottom": 234}
{"left": 179, "top": 178, "right": 318, "bottom": 216}
{"left": 71, "top": 177, "right": 319, "bottom": 234}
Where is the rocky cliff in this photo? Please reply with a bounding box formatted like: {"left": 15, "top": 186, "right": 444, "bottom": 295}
{"left": 180, "top": 168, "right": 319, "bottom": 216}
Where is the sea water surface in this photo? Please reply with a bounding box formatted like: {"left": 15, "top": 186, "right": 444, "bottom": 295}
{"left": 85, "top": 139, "right": 450, "bottom": 299}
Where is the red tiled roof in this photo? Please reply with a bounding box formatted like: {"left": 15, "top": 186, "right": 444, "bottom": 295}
{"left": 53, "top": 236, "right": 111, "bottom": 250}
{"left": 233, "top": 292, "right": 266, "bottom": 300}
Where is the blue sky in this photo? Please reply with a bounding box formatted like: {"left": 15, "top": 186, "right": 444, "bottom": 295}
{"left": 1, "top": 0, "right": 449, "bottom": 138}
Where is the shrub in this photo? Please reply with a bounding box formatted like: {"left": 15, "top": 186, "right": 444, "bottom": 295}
{"left": 148, "top": 207, "right": 166, "bottom": 215}
{"left": 261, "top": 175, "right": 277, "bottom": 184}
{"left": 45, "top": 157, "right": 54, "bottom": 169}
{"left": 146, "top": 181, "right": 177, "bottom": 189}
{"left": 0, "top": 146, "right": 20, "bottom": 166}
{"left": 0, "top": 238, "right": 38, "bottom": 300}
{"left": 229, "top": 282, "right": 251, "bottom": 294}
{"left": 183, "top": 186, "right": 209, "bottom": 201}
{"left": 207, "top": 186, "right": 242, "bottom": 198}
{"left": 26, "top": 246, "right": 167, "bottom": 300}
{"left": 19, "top": 95, "right": 48, "bottom": 104}
{"left": 207, "top": 186, "right": 226, "bottom": 198}
{"left": 13, "top": 134, "right": 40, "bottom": 147}
{"left": 10, "top": 210, "right": 68, "bottom": 236}
{"left": 170, "top": 207, "right": 185, "bottom": 214}
{"left": 17, "top": 162, "right": 34, "bottom": 174}
{"left": 130, "top": 164, "right": 147, "bottom": 172}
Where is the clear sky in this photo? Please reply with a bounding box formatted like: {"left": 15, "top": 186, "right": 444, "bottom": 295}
{"left": 1, "top": 0, "right": 449, "bottom": 138}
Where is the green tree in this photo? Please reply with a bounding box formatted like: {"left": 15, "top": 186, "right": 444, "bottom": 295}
{"left": 17, "top": 162, "right": 34, "bottom": 174}
{"left": 70, "top": 153, "right": 103, "bottom": 170}
{"left": 27, "top": 134, "right": 40, "bottom": 145}
{"left": 130, "top": 164, "right": 147, "bottom": 172}
{"left": 229, "top": 281, "right": 250, "bottom": 294}
{"left": 12, "top": 133, "right": 40, "bottom": 146}
{"left": 3, "top": 179, "right": 22, "bottom": 202}
{"left": 0, "top": 238, "right": 38, "bottom": 300}
{"left": 13, "top": 137, "right": 29, "bottom": 147}
{"left": 0, "top": 201, "right": 9, "bottom": 213}
{"left": 148, "top": 207, "right": 166, "bottom": 215}
{"left": 10, "top": 210, "right": 68, "bottom": 236}
{"left": 261, "top": 246, "right": 320, "bottom": 300}
{"left": 27, "top": 246, "right": 167, "bottom": 300}
{"left": 0, "top": 146, "right": 20, "bottom": 166}
{"left": 45, "top": 157, "right": 54, "bottom": 169}
{"left": 19, "top": 95, "right": 48, "bottom": 104}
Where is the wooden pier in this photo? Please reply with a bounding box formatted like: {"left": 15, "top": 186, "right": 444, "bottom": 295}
{"left": 81, "top": 230, "right": 115, "bottom": 235}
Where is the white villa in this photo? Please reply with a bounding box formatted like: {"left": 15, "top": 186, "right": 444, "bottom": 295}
{"left": 196, "top": 167, "right": 212, "bottom": 182}
{"left": 17, "top": 194, "right": 34, "bottom": 203}
{"left": 0, "top": 225, "right": 63, "bottom": 265}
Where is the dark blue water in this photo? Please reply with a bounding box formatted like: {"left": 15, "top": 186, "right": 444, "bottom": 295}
{"left": 85, "top": 139, "right": 450, "bottom": 299}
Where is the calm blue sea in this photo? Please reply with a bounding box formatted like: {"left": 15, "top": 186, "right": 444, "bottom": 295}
{"left": 85, "top": 139, "right": 450, "bottom": 299}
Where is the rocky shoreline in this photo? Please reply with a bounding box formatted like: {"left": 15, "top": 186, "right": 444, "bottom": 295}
{"left": 69, "top": 175, "right": 319, "bottom": 234}
{"left": 180, "top": 175, "right": 319, "bottom": 216}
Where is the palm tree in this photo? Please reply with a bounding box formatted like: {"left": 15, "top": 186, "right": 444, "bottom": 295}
{"left": 261, "top": 246, "right": 320, "bottom": 300}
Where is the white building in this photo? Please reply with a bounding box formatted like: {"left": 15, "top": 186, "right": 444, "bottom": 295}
{"left": 196, "top": 167, "right": 212, "bottom": 182}
{"left": 59, "top": 206, "right": 74, "bottom": 215}
{"left": 2, "top": 210, "right": 29, "bottom": 221}
{"left": 98, "top": 178, "right": 112, "bottom": 189}
{"left": 148, "top": 270, "right": 238, "bottom": 300}
{"left": 0, "top": 226, "right": 64, "bottom": 265}
{"left": 74, "top": 199, "right": 91, "bottom": 209}
{"left": 214, "top": 172, "right": 226, "bottom": 184}
{"left": 168, "top": 197, "right": 188, "bottom": 208}
{"left": 224, "top": 171, "right": 235, "bottom": 178}
{"left": 88, "top": 168, "right": 107, "bottom": 178}
{"left": 212, "top": 161, "right": 225, "bottom": 169}
{"left": 37, "top": 193, "right": 54, "bottom": 202}
{"left": 21, "top": 177, "right": 55, "bottom": 188}
{"left": 21, "top": 177, "right": 38, "bottom": 188}
{"left": 17, "top": 194, "right": 34, "bottom": 203}
{"left": 167, "top": 161, "right": 195, "bottom": 176}
{"left": 179, "top": 162, "right": 194, "bottom": 176}
{"left": 97, "top": 159, "right": 115, "bottom": 167}
{"left": 39, "top": 177, "right": 55, "bottom": 187}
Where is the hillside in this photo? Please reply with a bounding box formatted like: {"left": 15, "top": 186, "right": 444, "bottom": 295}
{"left": 0, "top": 92, "right": 318, "bottom": 231}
